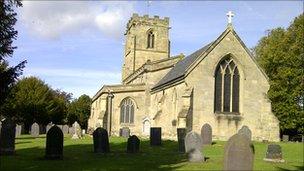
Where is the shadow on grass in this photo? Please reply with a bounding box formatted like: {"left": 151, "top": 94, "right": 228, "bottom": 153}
{"left": 2, "top": 139, "right": 187, "bottom": 171}
{"left": 276, "top": 165, "right": 304, "bottom": 171}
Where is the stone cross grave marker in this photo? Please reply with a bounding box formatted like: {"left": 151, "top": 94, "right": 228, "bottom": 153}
{"left": 150, "top": 127, "right": 161, "bottom": 146}
{"left": 71, "top": 121, "right": 81, "bottom": 139}
{"left": 238, "top": 125, "right": 252, "bottom": 140}
{"left": 93, "top": 128, "right": 110, "bottom": 153}
{"left": 120, "top": 127, "right": 130, "bottom": 138}
{"left": 45, "top": 125, "right": 63, "bottom": 160}
{"left": 223, "top": 133, "right": 254, "bottom": 171}
{"left": 31, "top": 122, "right": 39, "bottom": 138}
{"left": 15, "top": 124, "right": 22, "bottom": 137}
{"left": 185, "top": 131, "right": 204, "bottom": 162}
{"left": 263, "top": 144, "right": 285, "bottom": 162}
{"left": 177, "top": 128, "right": 186, "bottom": 153}
{"left": 127, "top": 135, "right": 140, "bottom": 153}
{"left": 0, "top": 118, "right": 16, "bottom": 155}
{"left": 201, "top": 124, "right": 212, "bottom": 145}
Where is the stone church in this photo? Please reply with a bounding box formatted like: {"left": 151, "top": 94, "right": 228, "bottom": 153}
{"left": 88, "top": 13, "right": 280, "bottom": 142}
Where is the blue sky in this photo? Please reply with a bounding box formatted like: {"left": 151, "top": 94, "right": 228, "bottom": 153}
{"left": 9, "top": 1, "right": 303, "bottom": 99}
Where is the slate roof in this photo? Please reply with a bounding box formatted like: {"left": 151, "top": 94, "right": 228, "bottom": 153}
{"left": 152, "top": 42, "right": 213, "bottom": 90}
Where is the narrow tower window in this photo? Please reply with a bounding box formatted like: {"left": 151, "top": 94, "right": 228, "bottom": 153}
{"left": 147, "top": 30, "right": 155, "bottom": 48}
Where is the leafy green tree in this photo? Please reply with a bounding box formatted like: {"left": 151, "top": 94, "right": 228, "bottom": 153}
{"left": 0, "top": 0, "right": 26, "bottom": 108}
{"left": 67, "top": 94, "right": 91, "bottom": 129}
{"left": 254, "top": 14, "right": 304, "bottom": 134}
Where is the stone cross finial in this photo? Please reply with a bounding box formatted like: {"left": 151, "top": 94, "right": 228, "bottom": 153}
{"left": 226, "top": 11, "right": 234, "bottom": 24}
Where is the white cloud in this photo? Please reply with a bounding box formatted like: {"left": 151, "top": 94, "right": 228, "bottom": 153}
{"left": 19, "top": 1, "right": 135, "bottom": 40}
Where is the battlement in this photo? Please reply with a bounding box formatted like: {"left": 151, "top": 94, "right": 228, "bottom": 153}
{"left": 125, "top": 13, "right": 169, "bottom": 34}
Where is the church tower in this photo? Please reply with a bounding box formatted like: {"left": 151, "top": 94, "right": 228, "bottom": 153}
{"left": 122, "top": 13, "right": 170, "bottom": 81}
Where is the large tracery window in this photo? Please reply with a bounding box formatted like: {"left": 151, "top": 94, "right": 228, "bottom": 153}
{"left": 147, "top": 30, "right": 155, "bottom": 48}
{"left": 120, "top": 98, "right": 135, "bottom": 124}
{"left": 214, "top": 57, "right": 240, "bottom": 113}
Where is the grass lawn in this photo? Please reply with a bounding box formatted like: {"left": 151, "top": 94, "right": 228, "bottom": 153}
{"left": 0, "top": 135, "right": 303, "bottom": 171}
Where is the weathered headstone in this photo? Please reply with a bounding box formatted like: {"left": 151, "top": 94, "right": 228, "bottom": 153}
{"left": 57, "top": 125, "right": 63, "bottom": 131}
{"left": 177, "top": 128, "right": 186, "bottom": 153}
{"left": 223, "top": 133, "right": 254, "bottom": 171}
{"left": 93, "top": 128, "right": 110, "bottom": 153}
{"left": 71, "top": 121, "right": 81, "bottom": 139}
{"left": 120, "top": 127, "right": 130, "bottom": 138}
{"left": 15, "top": 124, "right": 22, "bottom": 137}
{"left": 238, "top": 125, "right": 252, "bottom": 140}
{"left": 263, "top": 144, "right": 285, "bottom": 162}
{"left": 62, "top": 125, "right": 69, "bottom": 134}
{"left": 282, "top": 135, "right": 289, "bottom": 142}
{"left": 201, "top": 124, "right": 212, "bottom": 145}
{"left": 68, "top": 127, "right": 74, "bottom": 135}
{"left": 127, "top": 135, "right": 140, "bottom": 153}
{"left": 31, "top": 122, "right": 39, "bottom": 138}
{"left": 46, "top": 122, "right": 53, "bottom": 133}
{"left": 45, "top": 125, "right": 63, "bottom": 159}
{"left": 150, "top": 127, "right": 161, "bottom": 146}
{"left": 185, "top": 131, "right": 204, "bottom": 162}
{"left": 0, "top": 118, "right": 16, "bottom": 155}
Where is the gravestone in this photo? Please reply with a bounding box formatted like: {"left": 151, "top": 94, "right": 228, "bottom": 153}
{"left": 71, "top": 121, "right": 81, "bottom": 139}
{"left": 150, "top": 127, "right": 161, "bottom": 146}
{"left": 127, "top": 135, "right": 140, "bottom": 153}
{"left": 68, "top": 127, "right": 74, "bottom": 135}
{"left": 15, "top": 124, "right": 22, "bottom": 137}
{"left": 238, "top": 125, "right": 252, "bottom": 140}
{"left": 185, "top": 131, "right": 204, "bottom": 162}
{"left": 282, "top": 135, "right": 289, "bottom": 142}
{"left": 62, "top": 125, "right": 69, "bottom": 134}
{"left": 177, "top": 128, "right": 186, "bottom": 153}
{"left": 201, "top": 124, "right": 212, "bottom": 145}
{"left": 120, "top": 127, "right": 130, "bottom": 138}
{"left": 46, "top": 122, "right": 53, "bottom": 133}
{"left": 0, "top": 121, "right": 2, "bottom": 135}
{"left": 45, "top": 125, "right": 63, "bottom": 159}
{"left": 57, "top": 125, "right": 63, "bottom": 131}
{"left": 93, "top": 128, "right": 110, "bottom": 153}
{"left": 0, "top": 118, "right": 16, "bottom": 155}
{"left": 223, "top": 133, "right": 254, "bottom": 171}
{"left": 263, "top": 144, "right": 285, "bottom": 162}
{"left": 31, "top": 122, "right": 39, "bottom": 138}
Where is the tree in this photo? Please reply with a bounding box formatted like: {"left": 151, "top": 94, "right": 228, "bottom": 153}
{"left": 67, "top": 95, "right": 91, "bottom": 129}
{"left": 0, "top": 0, "right": 26, "bottom": 108}
{"left": 254, "top": 14, "right": 304, "bottom": 134}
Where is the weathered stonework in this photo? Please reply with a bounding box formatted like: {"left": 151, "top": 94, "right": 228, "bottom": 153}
{"left": 88, "top": 14, "right": 280, "bottom": 142}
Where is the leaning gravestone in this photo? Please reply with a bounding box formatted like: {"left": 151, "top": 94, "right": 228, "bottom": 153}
{"left": 45, "top": 125, "right": 63, "bottom": 159}
{"left": 31, "top": 122, "right": 39, "bottom": 138}
{"left": 201, "top": 124, "right": 212, "bottom": 145}
{"left": 15, "top": 124, "right": 22, "bottom": 137}
{"left": 46, "top": 122, "right": 53, "bottom": 133}
{"left": 71, "top": 122, "right": 81, "bottom": 139}
{"left": 223, "top": 133, "right": 254, "bottom": 171}
{"left": 127, "top": 135, "right": 140, "bottom": 153}
{"left": 238, "top": 125, "right": 252, "bottom": 140}
{"left": 93, "top": 128, "right": 110, "bottom": 153}
{"left": 185, "top": 131, "right": 204, "bottom": 162}
{"left": 120, "top": 127, "right": 130, "bottom": 138}
{"left": 0, "top": 118, "right": 16, "bottom": 155}
{"left": 263, "top": 144, "right": 285, "bottom": 162}
{"left": 150, "top": 127, "right": 161, "bottom": 146}
{"left": 62, "top": 125, "right": 69, "bottom": 134}
{"left": 177, "top": 128, "right": 187, "bottom": 153}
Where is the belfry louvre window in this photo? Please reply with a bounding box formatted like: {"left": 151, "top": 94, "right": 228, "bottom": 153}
{"left": 147, "top": 30, "right": 155, "bottom": 48}
{"left": 120, "top": 98, "right": 135, "bottom": 124}
{"left": 214, "top": 57, "right": 240, "bottom": 113}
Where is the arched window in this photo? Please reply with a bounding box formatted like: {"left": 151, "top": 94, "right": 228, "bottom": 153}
{"left": 214, "top": 57, "right": 240, "bottom": 113}
{"left": 120, "top": 98, "right": 135, "bottom": 124}
{"left": 147, "top": 30, "right": 154, "bottom": 48}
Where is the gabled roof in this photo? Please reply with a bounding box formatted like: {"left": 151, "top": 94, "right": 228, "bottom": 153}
{"left": 152, "top": 25, "right": 268, "bottom": 92}
{"left": 152, "top": 42, "right": 213, "bottom": 89}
